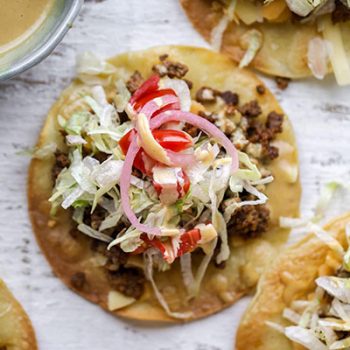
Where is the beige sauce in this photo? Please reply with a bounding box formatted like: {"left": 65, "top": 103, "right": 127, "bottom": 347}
{"left": 0, "top": 0, "right": 54, "bottom": 54}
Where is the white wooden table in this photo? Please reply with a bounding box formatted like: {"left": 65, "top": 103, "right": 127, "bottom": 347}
{"left": 1, "top": 0, "right": 350, "bottom": 349}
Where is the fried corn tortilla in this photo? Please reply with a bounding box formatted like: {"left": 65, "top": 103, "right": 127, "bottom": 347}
{"left": 28, "top": 46, "right": 300, "bottom": 322}
{"left": 180, "top": 0, "right": 350, "bottom": 81}
{"left": 235, "top": 212, "right": 350, "bottom": 350}
{"left": 0, "top": 279, "right": 37, "bottom": 350}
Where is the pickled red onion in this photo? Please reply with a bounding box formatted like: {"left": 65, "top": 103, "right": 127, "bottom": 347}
{"left": 150, "top": 111, "right": 239, "bottom": 173}
{"left": 138, "top": 94, "right": 180, "bottom": 120}
{"left": 166, "top": 149, "right": 196, "bottom": 168}
{"left": 120, "top": 137, "right": 161, "bottom": 236}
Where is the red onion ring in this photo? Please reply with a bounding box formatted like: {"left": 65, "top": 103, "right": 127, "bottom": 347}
{"left": 150, "top": 111, "right": 239, "bottom": 173}
{"left": 166, "top": 149, "right": 196, "bottom": 168}
{"left": 120, "top": 137, "right": 161, "bottom": 236}
{"left": 139, "top": 95, "right": 180, "bottom": 120}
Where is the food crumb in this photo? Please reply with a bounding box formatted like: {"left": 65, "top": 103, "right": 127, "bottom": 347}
{"left": 256, "top": 84, "right": 265, "bottom": 95}
{"left": 126, "top": 71, "right": 144, "bottom": 94}
{"left": 71, "top": 272, "right": 86, "bottom": 290}
{"left": 47, "top": 220, "right": 56, "bottom": 228}
{"left": 275, "top": 76, "right": 291, "bottom": 90}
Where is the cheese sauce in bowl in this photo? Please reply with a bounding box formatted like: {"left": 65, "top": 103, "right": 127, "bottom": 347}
{"left": 0, "top": 0, "right": 83, "bottom": 81}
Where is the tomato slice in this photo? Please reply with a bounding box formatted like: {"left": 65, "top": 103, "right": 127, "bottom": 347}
{"left": 132, "top": 229, "right": 201, "bottom": 259}
{"left": 142, "top": 235, "right": 166, "bottom": 255}
{"left": 152, "top": 181, "right": 162, "bottom": 196}
{"left": 130, "top": 75, "right": 160, "bottom": 105}
{"left": 119, "top": 130, "right": 134, "bottom": 155}
{"left": 133, "top": 89, "right": 177, "bottom": 112}
{"left": 152, "top": 129, "right": 192, "bottom": 152}
{"left": 177, "top": 229, "right": 201, "bottom": 256}
{"left": 119, "top": 130, "right": 145, "bottom": 172}
{"left": 178, "top": 170, "right": 190, "bottom": 195}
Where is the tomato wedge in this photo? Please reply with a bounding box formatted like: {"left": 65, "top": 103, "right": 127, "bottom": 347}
{"left": 177, "top": 170, "right": 190, "bottom": 196}
{"left": 131, "top": 229, "right": 201, "bottom": 260}
{"left": 119, "top": 130, "right": 145, "bottom": 172}
{"left": 177, "top": 229, "right": 201, "bottom": 256}
{"left": 152, "top": 129, "right": 192, "bottom": 152}
{"left": 153, "top": 169, "right": 190, "bottom": 200}
{"left": 133, "top": 89, "right": 177, "bottom": 112}
{"left": 130, "top": 75, "right": 160, "bottom": 105}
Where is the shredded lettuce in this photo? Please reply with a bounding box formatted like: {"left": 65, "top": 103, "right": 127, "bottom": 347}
{"left": 316, "top": 277, "right": 350, "bottom": 304}
{"left": 319, "top": 16, "right": 350, "bottom": 86}
{"left": 130, "top": 186, "right": 156, "bottom": 214}
{"left": 160, "top": 78, "right": 191, "bottom": 112}
{"left": 31, "top": 142, "right": 57, "bottom": 159}
{"left": 190, "top": 238, "right": 218, "bottom": 298}
{"left": 210, "top": 0, "right": 238, "bottom": 51}
{"left": 277, "top": 199, "right": 350, "bottom": 349}
{"left": 115, "top": 79, "right": 131, "bottom": 113}
{"left": 314, "top": 182, "right": 341, "bottom": 222}
{"left": 285, "top": 0, "right": 327, "bottom": 17}
{"left": 209, "top": 160, "right": 231, "bottom": 263}
{"left": 180, "top": 253, "right": 195, "bottom": 296}
{"left": 77, "top": 223, "right": 113, "bottom": 243}
{"left": 76, "top": 52, "right": 116, "bottom": 85}
{"left": 307, "top": 37, "right": 329, "bottom": 80}
{"left": 285, "top": 326, "right": 328, "bottom": 350}
{"left": 144, "top": 250, "right": 193, "bottom": 319}
{"left": 239, "top": 29, "right": 263, "bottom": 68}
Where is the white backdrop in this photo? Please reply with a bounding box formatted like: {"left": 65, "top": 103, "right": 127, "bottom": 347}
{"left": 1, "top": 0, "right": 350, "bottom": 349}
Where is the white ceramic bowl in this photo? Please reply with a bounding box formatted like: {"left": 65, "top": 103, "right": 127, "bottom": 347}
{"left": 0, "top": 0, "right": 84, "bottom": 81}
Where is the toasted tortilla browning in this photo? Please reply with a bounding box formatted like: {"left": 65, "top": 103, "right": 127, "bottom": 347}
{"left": 28, "top": 46, "right": 300, "bottom": 322}
{"left": 235, "top": 213, "right": 350, "bottom": 350}
{"left": 180, "top": 0, "right": 350, "bottom": 79}
{"left": 0, "top": 279, "right": 37, "bottom": 350}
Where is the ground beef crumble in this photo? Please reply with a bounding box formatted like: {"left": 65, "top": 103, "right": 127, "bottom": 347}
{"left": 336, "top": 266, "right": 350, "bottom": 278}
{"left": 107, "top": 266, "right": 145, "bottom": 299}
{"left": 93, "top": 151, "right": 109, "bottom": 163}
{"left": 195, "top": 86, "right": 218, "bottom": 103}
{"left": 256, "top": 84, "right": 266, "bottom": 95}
{"left": 83, "top": 205, "right": 107, "bottom": 230}
{"left": 52, "top": 150, "right": 70, "bottom": 180}
{"left": 183, "top": 79, "right": 193, "bottom": 90}
{"left": 246, "top": 109, "right": 284, "bottom": 161}
{"left": 239, "top": 100, "right": 262, "bottom": 118}
{"left": 220, "top": 91, "right": 239, "bottom": 106}
{"left": 152, "top": 54, "right": 189, "bottom": 79}
{"left": 266, "top": 111, "right": 284, "bottom": 134}
{"left": 275, "top": 76, "right": 291, "bottom": 90}
{"left": 227, "top": 205, "right": 270, "bottom": 239}
{"left": 126, "top": 71, "right": 144, "bottom": 94}
{"left": 104, "top": 246, "right": 128, "bottom": 271}
{"left": 70, "top": 272, "right": 86, "bottom": 290}
{"left": 332, "top": 0, "right": 350, "bottom": 23}
{"left": 70, "top": 216, "right": 146, "bottom": 299}
{"left": 118, "top": 111, "right": 130, "bottom": 124}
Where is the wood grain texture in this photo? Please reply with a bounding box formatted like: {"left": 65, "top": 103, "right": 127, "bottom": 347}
{"left": 0, "top": 0, "right": 350, "bottom": 349}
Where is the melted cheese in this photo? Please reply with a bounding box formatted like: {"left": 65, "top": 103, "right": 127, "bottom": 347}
{"left": 136, "top": 113, "right": 172, "bottom": 165}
